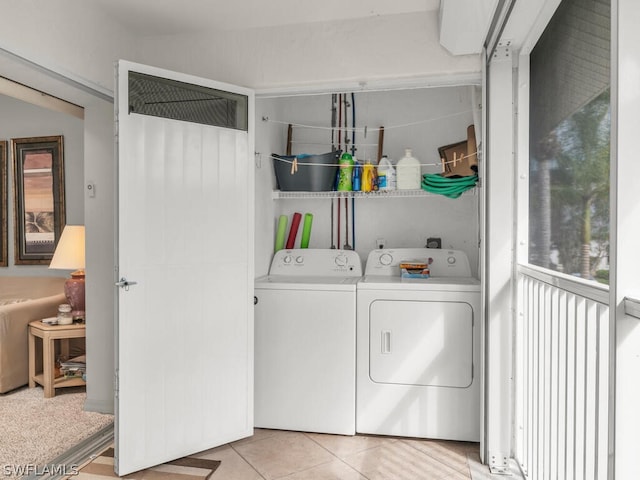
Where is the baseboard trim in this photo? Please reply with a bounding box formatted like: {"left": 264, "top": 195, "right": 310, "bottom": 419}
{"left": 83, "top": 397, "right": 114, "bottom": 414}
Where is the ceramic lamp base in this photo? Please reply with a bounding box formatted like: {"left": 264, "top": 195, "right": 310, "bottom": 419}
{"left": 65, "top": 271, "right": 85, "bottom": 320}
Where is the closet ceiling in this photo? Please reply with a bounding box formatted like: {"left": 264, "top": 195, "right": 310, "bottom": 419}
{"left": 92, "top": 0, "right": 441, "bottom": 36}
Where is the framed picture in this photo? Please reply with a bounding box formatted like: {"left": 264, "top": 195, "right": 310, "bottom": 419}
{"left": 12, "top": 136, "right": 65, "bottom": 265}
{"left": 0, "top": 141, "right": 7, "bottom": 267}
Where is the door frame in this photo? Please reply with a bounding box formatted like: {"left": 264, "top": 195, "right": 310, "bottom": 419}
{"left": 0, "top": 46, "right": 116, "bottom": 415}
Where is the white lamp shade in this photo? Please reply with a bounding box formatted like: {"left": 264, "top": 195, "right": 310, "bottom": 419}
{"left": 49, "top": 225, "right": 85, "bottom": 270}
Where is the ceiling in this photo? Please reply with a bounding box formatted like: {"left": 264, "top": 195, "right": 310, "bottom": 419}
{"left": 91, "top": 0, "right": 441, "bottom": 36}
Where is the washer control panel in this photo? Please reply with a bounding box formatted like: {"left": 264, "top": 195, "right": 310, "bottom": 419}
{"left": 270, "top": 249, "right": 363, "bottom": 276}
{"left": 365, "top": 248, "right": 472, "bottom": 277}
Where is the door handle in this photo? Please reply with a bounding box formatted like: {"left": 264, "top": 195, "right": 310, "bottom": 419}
{"left": 254, "top": 296, "right": 258, "bottom": 305}
{"left": 115, "top": 277, "right": 138, "bottom": 291}
{"left": 381, "top": 330, "right": 391, "bottom": 354}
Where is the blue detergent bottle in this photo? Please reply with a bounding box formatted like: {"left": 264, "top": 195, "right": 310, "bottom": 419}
{"left": 352, "top": 160, "right": 361, "bottom": 191}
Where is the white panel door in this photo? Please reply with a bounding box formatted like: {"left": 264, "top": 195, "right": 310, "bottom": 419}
{"left": 114, "top": 60, "right": 254, "bottom": 476}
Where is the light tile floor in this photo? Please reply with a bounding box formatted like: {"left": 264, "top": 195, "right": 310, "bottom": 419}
{"left": 194, "top": 429, "right": 496, "bottom": 480}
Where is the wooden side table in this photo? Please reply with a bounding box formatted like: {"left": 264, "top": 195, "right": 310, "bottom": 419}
{"left": 28, "top": 320, "right": 86, "bottom": 398}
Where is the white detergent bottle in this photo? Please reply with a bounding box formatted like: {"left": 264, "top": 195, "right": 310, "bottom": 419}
{"left": 396, "top": 148, "right": 421, "bottom": 190}
{"left": 377, "top": 155, "right": 396, "bottom": 190}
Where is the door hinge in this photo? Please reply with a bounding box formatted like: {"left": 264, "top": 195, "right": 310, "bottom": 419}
{"left": 114, "top": 369, "right": 119, "bottom": 399}
{"left": 491, "top": 39, "right": 512, "bottom": 62}
{"left": 488, "top": 451, "right": 510, "bottom": 474}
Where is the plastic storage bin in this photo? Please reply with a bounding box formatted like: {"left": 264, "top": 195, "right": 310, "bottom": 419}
{"left": 272, "top": 151, "right": 341, "bottom": 192}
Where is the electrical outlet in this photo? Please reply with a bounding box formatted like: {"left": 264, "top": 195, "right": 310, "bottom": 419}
{"left": 426, "top": 237, "right": 442, "bottom": 248}
{"left": 376, "top": 238, "right": 386, "bottom": 249}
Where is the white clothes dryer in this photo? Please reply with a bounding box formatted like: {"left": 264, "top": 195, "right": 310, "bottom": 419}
{"left": 357, "top": 248, "right": 480, "bottom": 441}
{"left": 254, "top": 249, "right": 362, "bottom": 435}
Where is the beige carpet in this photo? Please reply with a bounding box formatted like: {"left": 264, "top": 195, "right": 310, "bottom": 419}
{"left": 74, "top": 447, "right": 220, "bottom": 479}
{"left": 0, "top": 386, "right": 113, "bottom": 480}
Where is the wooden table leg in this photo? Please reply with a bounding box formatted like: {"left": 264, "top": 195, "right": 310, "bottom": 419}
{"left": 28, "top": 328, "right": 35, "bottom": 388}
{"left": 42, "top": 332, "right": 55, "bottom": 398}
{"left": 60, "top": 338, "right": 70, "bottom": 361}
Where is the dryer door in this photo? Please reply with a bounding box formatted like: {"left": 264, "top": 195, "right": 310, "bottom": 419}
{"left": 369, "top": 300, "right": 473, "bottom": 387}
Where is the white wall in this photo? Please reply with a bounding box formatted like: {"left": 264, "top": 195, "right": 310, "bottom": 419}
{"left": 134, "top": 11, "right": 480, "bottom": 91}
{"left": 0, "top": 95, "right": 84, "bottom": 276}
{"left": 254, "top": 98, "right": 282, "bottom": 276}
{"left": 255, "top": 86, "right": 480, "bottom": 276}
{"left": 82, "top": 97, "right": 116, "bottom": 413}
{"left": 0, "top": 6, "right": 480, "bottom": 94}
{"left": 0, "top": 0, "right": 136, "bottom": 92}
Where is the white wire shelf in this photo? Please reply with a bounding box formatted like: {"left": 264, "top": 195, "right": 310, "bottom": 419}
{"left": 271, "top": 188, "right": 477, "bottom": 199}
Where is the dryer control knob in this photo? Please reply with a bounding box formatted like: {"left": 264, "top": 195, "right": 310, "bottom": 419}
{"left": 379, "top": 253, "right": 393, "bottom": 266}
{"left": 447, "top": 256, "right": 456, "bottom": 264}
{"left": 335, "top": 255, "right": 347, "bottom": 267}
{"left": 295, "top": 256, "right": 304, "bottom": 264}
{"left": 283, "top": 255, "right": 293, "bottom": 264}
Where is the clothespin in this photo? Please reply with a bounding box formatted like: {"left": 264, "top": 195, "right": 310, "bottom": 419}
{"left": 290, "top": 156, "right": 298, "bottom": 175}
{"left": 441, "top": 158, "right": 446, "bottom": 174}
{"left": 453, "top": 152, "right": 458, "bottom": 168}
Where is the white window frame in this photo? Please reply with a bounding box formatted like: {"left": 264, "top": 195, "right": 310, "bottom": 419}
{"left": 491, "top": 1, "right": 640, "bottom": 478}
{"left": 513, "top": 1, "right": 611, "bottom": 298}
{"left": 484, "top": 0, "right": 615, "bottom": 476}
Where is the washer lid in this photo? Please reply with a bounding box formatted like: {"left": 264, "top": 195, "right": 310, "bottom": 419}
{"left": 358, "top": 275, "right": 480, "bottom": 292}
{"left": 255, "top": 275, "right": 360, "bottom": 291}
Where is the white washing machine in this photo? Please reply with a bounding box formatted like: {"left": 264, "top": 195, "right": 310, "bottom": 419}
{"left": 254, "top": 248, "right": 362, "bottom": 435}
{"left": 357, "top": 248, "right": 480, "bottom": 441}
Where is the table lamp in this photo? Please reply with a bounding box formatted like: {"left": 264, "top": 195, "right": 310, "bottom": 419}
{"left": 49, "top": 225, "right": 85, "bottom": 321}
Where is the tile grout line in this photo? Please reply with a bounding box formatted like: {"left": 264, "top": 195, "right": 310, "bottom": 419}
{"left": 398, "top": 439, "right": 473, "bottom": 479}
{"left": 228, "top": 442, "right": 268, "bottom": 479}
{"left": 466, "top": 450, "right": 493, "bottom": 480}
{"left": 301, "top": 432, "right": 373, "bottom": 480}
